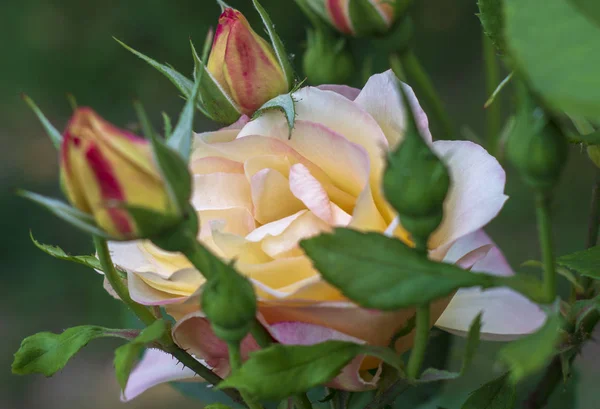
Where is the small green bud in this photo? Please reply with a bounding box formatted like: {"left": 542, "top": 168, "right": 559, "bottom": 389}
{"left": 507, "top": 83, "right": 568, "bottom": 191}
{"left": 201, "top": 264, "right": 257, "bottom": 344}
{"left": 303, "top": 29, "right": 353, "bottom": 85}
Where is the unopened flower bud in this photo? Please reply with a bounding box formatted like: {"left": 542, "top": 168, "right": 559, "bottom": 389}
{"left": 201, "top": 266, "right": 257, "bottom": 344}
{"left": 303, "top": 28, "right": 353, "bottom": 85}
{"left": 207, "top": 8, "right": 290, "bottom": 116}
{"left": 60, "top": 108, "right": 178, "bottom": 240}
{"left": 303, "top": 0, "right": 409, "bottom": 37}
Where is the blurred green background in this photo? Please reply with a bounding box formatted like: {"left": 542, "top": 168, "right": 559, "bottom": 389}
{"left": 1, "top": 0, "right": 596, "bottom": 408}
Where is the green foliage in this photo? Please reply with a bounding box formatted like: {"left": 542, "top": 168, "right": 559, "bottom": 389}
{"left": 18, "top": 191, "right": 112, "bottom": 238}
{"left": 498, "top": 312, "right": 563, "bottom": 383}
{"left": 556, "top": 246, "right": 600, "bottom": 279}
{"left": 504, "top": 0, "right": 600, "bottom": 118}
{"left": 30, "top": 232, "right": 102, "bottom": 270}
{"left": 168, "top": 72, "right": 202, "bottom": 160}
{"left": 218, "top": 341, "right": 403, "bottom": 400}
{"left": 477, "top": 0, "right": 505, "bottom": 53}
{"left": 420, "top": 314, "right": 482, "bottom": 382}
{"left": 114, "top": 320, "right": 167, "bottom": 390}
{"left": 12, "top": 326, "right": 135, "bottom": 376}
{"left": 252, "top": 0, "right": 295, "bottom": 88}
{"left": 461, "top": 373, "right": 516, "bottom": 409}
{"left": 252, "top": 93, "right": 297, "bottom": 139}
{"left": 22, "top": 95, "right": 63, "bottom": 149}
{"left": 132, "top": 100, "right": 158, "bottom": 140}
{"left": 300, "top": 229, "right": 494, "bottom": 310}
{"left": 303, "top": 28, "right": 353, "bottom": 85}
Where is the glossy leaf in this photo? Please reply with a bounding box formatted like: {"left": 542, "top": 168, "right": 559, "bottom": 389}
{"left": 504, "top": 0, "right": 600, "bottom": 118}
{"left": 301, "top": 229, "right": 494, "bottom": 310}
{"left": 12, "top": 326, "right": 136, "bottom": 376}
{"left": 556, "top": 246, "right": 600, "bottom": 279}
{"left": 253, "top": 93, "right": 296, "bottom": 138}
{"left": 461, "top": 373, "right": 516, "bottom": 409}
{"left": 218, "top": 341, "right": 403, "bottom": 400}
{"left": 497, "top": 312, "right": 562, "bottom": 382}
{"left": 114, "top": 320, "right": 167, "bottom": 390}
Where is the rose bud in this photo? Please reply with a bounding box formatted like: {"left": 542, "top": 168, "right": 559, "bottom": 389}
{"left": 60, "top": 108, "right": 178, "bottom": 240}
{"left": 301, "top": 0, "right": 409, "bottom": 37}
{"left": 207, "top": 8, "right": 290, "bottom": 115}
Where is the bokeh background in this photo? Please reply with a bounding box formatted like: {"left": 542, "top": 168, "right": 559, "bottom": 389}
{"left": 1, "top": 0, "right": 597, "bottom": 408}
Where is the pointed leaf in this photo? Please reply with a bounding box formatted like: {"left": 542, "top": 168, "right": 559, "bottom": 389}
{"left": 18, "top": 190, "right": 112, "bottom": 238}
{"left": 252, "top": 0, "right": 294, "bottom": 88}
{"left": 253, "top": 93, "right": 296, "bottom": 138}
{"left": 217, "top": 341, "right": 403, "bottom": 400}
{"left": 114, "top": 320, "right": 167, "bottom": 390}
{"left": 30, "top": 231, "right": 102, "bottom": 270}
{"left": 477, "top": 0, "right": 506, "bottom": 53}
{"left": 498, "top": 312, "right": 562, "bottom": 383}
{"left": 168, "top": 74, "right": 202, "bottom": 160}
{"left": 12, "top": 326, "right": 137, "bottom": 376}
{"left": 300, "top": 229, "right": 494, "bottom": 310}
{"left": 461, "top": 373, "right": 516, "bottom": 409}
{"left": 22, "top": 95, "right": 63, "bottom": 149}
{"left": 162, "top": 112, "right": 173, "bottom": 139}
{"left": 556, "top": 246, "right": 600, "bottom": 279}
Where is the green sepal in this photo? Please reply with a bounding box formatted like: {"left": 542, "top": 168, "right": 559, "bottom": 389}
{"left": 348, "top": 0, "right": 390, "bottom": 36}
{"left": 217, "top": 341, "right": 404, "bottom": 400}
{"left": 419, "top": 313, "right": 482, "bottom": 382}
{"left": 168, "top": 70, "right": 202, "bottom": 160}
{"left": 162, "top": 112, "right": 173, "bottom": 139}
{"left": 252, "top": 0, "right": 295, "bottom": 88}
{"left": 22, "top": 94, "right": 63, "bottom": 149}
{"left": 12, "top": 326, "right": 138, "bottom": 376}
{"left": 133, "top": 100, "right": 158, "bottom": 140}
{"left": 118, "top": 204, "right": 183, "bottom": 240}
{"left": 497, "top": 311, "right": 563, "bottom": 383}
{"left": 30, "top": 231, "right": 102, "bottom": 270}
{"left": 477, "top": 0, "right": 505, "bottom": 53}
{"left": 18, "top": 190, "right": 112, "bottom": 239}
{"left": 252, "top": 93, "right": 297, "bottom": 139}
{"left": 460, "top": 373, "right": 516, "bottom": 409}
{"left": 189, "top": 40, "right": 242, "bottom": 124}
{"left": 114, "top": 320, "right": 167, "bottom": 391}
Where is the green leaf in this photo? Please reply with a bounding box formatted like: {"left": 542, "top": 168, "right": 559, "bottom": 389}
{"left": 218, "top": 341, "right": 403, "bottom": 400}
{"left": 168, "top": 73, "right": 202, "bottom": 160}
{"left": 114, "top": 320, "right": 167, "bottom": 390}
{"left": 461, "top": 373, "right": 516, "bottom": 409}
{"left": 251, "top": 0, "right": 294, "bottom": 88}
{"left": 22, "top": 94, "right": 63, "bottom": 149}
{"left": 252, "top": 93, "right": 296, "bottom": 138}
{"left": 12, "top": 326, "right": 136, "bottom": 376}
{"left": 18, "top": 190, "right": 112, "bottom": 238}
{"left": 522, "top": 260, "right": 584, "bottom": 293}
{"left": 504, "top": 0, "right": 600, "bottom": 118}
{"left": 300, "top": 229, "right": 494, "bottom": 310}
{"left": 477, "top": 0, "right": 506, "bottom": 53}
{"left": 568, "top": 129, "right": 600, "bottom": 145}
{"left": 498, "top": 312, "right": 562, "bottom": 383}
{"left": 189, "top": 39, "right": 242, "bottom": 124}
{"left": 30, "top": 231, "right": 101, "bottom": 270}
{"left": 556, "top": 246, "right": 600, "bottom": 279}
{"left": 348, "top": 0, "right": 389, "bottom": 36}
{"left": 420, "top": 313, "right": 482, "bottom": 382}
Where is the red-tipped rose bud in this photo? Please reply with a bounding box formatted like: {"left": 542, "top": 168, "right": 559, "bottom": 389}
{"left": 207, "top": 8, "right": 289, "bottom": 115}
{"left": 303, "top": 0, "right": 407, "bottom": 37}
{"left": 60, "top": 108, "right": 177, "bottom": 239}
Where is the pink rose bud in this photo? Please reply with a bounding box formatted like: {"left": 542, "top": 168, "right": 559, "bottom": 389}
{"left": 306, "top": 0, "right": 402, "bottom": 37}
{"left": 207, "top": 8, "right": 289, "bottom": 115}
{"left": 60, "top": 108, "right": 177, "bottom": 239}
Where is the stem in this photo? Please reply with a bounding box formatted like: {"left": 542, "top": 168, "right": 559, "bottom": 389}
{"left": 94, "top": 236, "right": 156, "bottom": 326}
{"left": 581, "top": 170, "right": 600, "bottom": 293}
{"left": 398, "top": 49, "right": 454, "bottom": 140}
{"left": 523, "top": 356, "right": 563, "bottom": 409}
{"left": 535, "top": 192, "right": 557, "bottom": 303}
{"left": 406, "top": 304, "right": 430, "bottom": 379}
{"left": 228, "top": 342, "right": 265, "bottom": 409}
{"left": 483, "top": 34, "right": 501, "bottom": 156}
